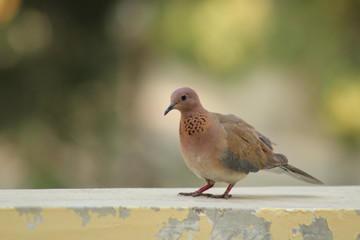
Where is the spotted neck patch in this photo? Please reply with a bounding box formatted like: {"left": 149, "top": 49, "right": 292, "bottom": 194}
{"left": 181, "top": 114, "right": 208, "bottom": 136}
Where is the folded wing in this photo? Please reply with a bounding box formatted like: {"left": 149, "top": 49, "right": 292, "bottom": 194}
{"left": 216, "top": 113, "right": 281, "bottom": 174}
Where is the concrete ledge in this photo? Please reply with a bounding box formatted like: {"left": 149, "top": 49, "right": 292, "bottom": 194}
{"left": 0, "top": 186, "right": 359, "bottom": 240}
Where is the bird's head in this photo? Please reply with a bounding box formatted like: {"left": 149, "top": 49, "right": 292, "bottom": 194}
{"left": 164, "top": 87, "right": 203, "bottom": 116}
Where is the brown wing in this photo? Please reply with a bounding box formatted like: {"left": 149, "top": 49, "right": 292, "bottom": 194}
{"left": 216, "top": 113, "right": 281, "bottom": 174}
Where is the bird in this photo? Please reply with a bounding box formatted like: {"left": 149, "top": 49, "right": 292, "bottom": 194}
{"left": 164, "top": 87, "right": 323, "bottom": 199}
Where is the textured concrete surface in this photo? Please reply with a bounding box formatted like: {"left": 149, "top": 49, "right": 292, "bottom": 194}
{"left": 0, "top": 186, "right": 359, "bottom": 240}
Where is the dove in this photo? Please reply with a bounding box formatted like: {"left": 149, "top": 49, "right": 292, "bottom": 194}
{"left": 164, "top": 87, "right": 323, "bottom": 199}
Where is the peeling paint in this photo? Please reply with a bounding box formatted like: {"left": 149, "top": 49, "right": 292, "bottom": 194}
{"left": 257, "top": 209, "right": 360, "bottom": 240}
{"left": 206, "top": 209, "right": 271, "bottom": 240}
{"left": 157, "top": 207, "right": 271, "bottom": 240}
{"left": 69, "top": 207, "right": 116, "bottom": 226}
{"left": 151, "top": 207, "right": 160, "bottom": 212}
{"left": 16, "top": 207, "right": 43, "bottom": 230}
{"left": 156, "top": 208, "right": 200, "bottom": 240}
{"left": 1, "top": 206, "right": 360, "bottom": 240}
{"left": 70, "top": 208, "right": 90, "bottom": 226}
{"left": 314, "top": 209, "right": 360, "bottom": 240}
{"left": 192, "top": 207, "right": 206, "bottom": 215}
{"left": 296, "top": 217, "right": 333, "bottom": 240}
{"left": 93, "top": 207, "right": 116, "bottom": 217}
{"left": 257, "top": 209, "right": 316, "bottom": 239}
{"left": 119, "top": 207, "right": 131, "bottom": 219}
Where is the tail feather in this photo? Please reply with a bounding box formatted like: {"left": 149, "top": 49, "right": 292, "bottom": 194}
{"left": 278, "top": 164, "right": 323, "bottom": 185}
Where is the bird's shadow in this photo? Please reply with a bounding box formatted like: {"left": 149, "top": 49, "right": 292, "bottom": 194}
{"left": 176, "top": 191, "right": 324, "bottom": 201}
{"left": 228, "top": 194, "right": 322, "bottom": 200}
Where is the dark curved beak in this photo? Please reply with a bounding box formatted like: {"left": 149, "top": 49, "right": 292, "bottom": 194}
{"left": 164, "top": 103, "right": 176, "bottom": 116}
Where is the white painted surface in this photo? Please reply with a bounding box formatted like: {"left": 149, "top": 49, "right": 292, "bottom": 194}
{"left": 0, "top": 186, "right": 359, "bottom": 209}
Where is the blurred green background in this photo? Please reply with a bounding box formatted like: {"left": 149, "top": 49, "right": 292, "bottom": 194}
{"left": 0, "top": 0, "right": 359, "bottom": 189}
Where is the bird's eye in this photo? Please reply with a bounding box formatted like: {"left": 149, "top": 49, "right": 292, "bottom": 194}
{"left": 181, "top": 95, "right": 187, "bottom": 101}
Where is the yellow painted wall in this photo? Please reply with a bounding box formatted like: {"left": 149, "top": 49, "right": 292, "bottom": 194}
{"left": 0, "top": 207, "right": 359, "bottom": 240}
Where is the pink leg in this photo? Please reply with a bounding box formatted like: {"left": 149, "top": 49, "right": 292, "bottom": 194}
{"left": 179, "top": 179, "right": 215, "bottom": 197}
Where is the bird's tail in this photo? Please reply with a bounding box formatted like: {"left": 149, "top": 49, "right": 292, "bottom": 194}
{"left": 267, "top": 154, "right": 323, "bottom": 184}
{"left": 277, "top": 164, "right": 323, "bottom": 184}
